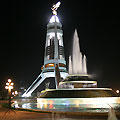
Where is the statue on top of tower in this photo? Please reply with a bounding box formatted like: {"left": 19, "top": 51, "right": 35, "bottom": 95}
{"left": 51, "top": 1, "right": 61, "bottom": 15}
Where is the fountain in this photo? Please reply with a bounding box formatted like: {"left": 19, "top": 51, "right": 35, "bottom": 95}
{"left": 68, "top": 55, "right": 72, "bottom": 74}
{"left": 36, "top": 18, "right": 120, "bottom": 113}
{"left": 83, "top": 55, "right": 87, "bottom": 74}
{"left": 12, "top": 2, "right": 120, "bottom": 115}
{"left": 69, "top": 29, "right": 87, "bottom": 75}
{"left": 60, "top": 29, "right": 97, "bottom": 88}
{"left": 37, "top": 24, "right": 120, "bottom": 110}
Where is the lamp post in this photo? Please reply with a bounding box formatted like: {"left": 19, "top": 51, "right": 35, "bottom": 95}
{"left": 5, "top": 79, "right": 14, "bottom": 109}
{"left": 12, "top": 91, "right": 18, "bottom": 96}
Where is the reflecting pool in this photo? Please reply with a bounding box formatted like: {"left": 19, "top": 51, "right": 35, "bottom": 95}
{"left": 12, "top": 98, "right": 120, "bottom": 113}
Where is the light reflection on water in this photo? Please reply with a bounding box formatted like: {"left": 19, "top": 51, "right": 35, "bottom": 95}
{"left": 13, "top": 102, "right": 119, "bottom": 113}
{"left": 12, "top": 97, "right": 120, "bottom": 114}
{"left": 12, "top": 100, "right": 120, "bottom": 120}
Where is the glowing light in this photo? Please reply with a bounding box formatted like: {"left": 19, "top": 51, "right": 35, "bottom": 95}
{"left": 15, "top": 91, "right": 18, "bottom": 95}
{"left": 45, "top": 63, "right": 54, "bottom": 68}
{"left": 37, "top": 99, "right": 44, "bottom": 109}
{"left": 5, "top": 86, "right": 8, "bottom": 89}
{"left": 49, "top": 63, "right": 54, "bottom": 67}
{"left": 11, "top": 82, "right": 14, "bottom": 85}
{"left": 14, "top": 103, "right": 19, "bottom": 108}
{"left": 75, "top": 100, "right": 80, "bottom": 107}
{"left": 49, "top": 100, "right": 53, "bottom": 104}
{"left": 37, "top": 97, "right": 120, "bottom": 109}
{"left": 49, "top": 33, "right": 55, "bottom": 39}
{"left": 8, "top": 79, "right": 11, "bottom": 82}
{"left": 49, "top": 100, "right": 53, "bottom": 109}
{"left": 48, "top": 32, "right": 62, "bottom": 39}
{"left": 44, "top": 100, "right": 48, "bottom": 108}
{"left": 14, "top": 101, "right": 17, "bottom": 103}
{"left": 9, "top": 86, "right": 13, "bottom": 89}
{"left": 22, "top": 103, "right": 31, "bottom": 109}
{"left": 6, "top": 83, "right": 9, "bottom": 85}
{"left": 116, "top": 90, "right": 119, "bottom": 93}
{"left": 6, "top": 79, "right": 14, "bottom": 89}
{"left": 49, "top": 15, "right": 59, "bottom": 23}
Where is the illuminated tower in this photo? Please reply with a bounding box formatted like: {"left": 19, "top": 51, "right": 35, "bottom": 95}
{"left": 42, "top": 1, "right": 67, "bottom": 79}
{"left": 22, "top": 2, "right": 68, "bottom": 97}
{"left": 42, "top": 14, "right": 66, "bottom": 74}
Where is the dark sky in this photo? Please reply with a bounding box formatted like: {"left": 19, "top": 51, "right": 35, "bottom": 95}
{"left": 0, "top": 0, "right": 120, "bottom": 91}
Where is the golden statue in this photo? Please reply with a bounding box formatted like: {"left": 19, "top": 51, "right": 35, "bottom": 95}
{"left": 51, "top": 2, "right": 61, "bottom": 15}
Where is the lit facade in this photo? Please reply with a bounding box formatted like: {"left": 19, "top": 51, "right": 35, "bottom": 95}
{"left": 42, "top": 15, "right": 67, "bottom": 74}
{"left": 22, "top": 14, "right": 68, "bottom": 97}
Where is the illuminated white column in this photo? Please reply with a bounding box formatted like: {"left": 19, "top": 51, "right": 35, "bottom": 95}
{"left": 69, "top": 55, "right": 72, "bottom": 74}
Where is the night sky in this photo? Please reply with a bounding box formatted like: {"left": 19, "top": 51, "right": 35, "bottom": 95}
{"left": 0, "top": 0, "right": 120, "bottom": 91}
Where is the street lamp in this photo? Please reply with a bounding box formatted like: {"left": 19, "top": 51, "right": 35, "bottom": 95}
{"left": 12, "top": 91, "right": 18, "bottom": 96}
{"left": 5, "top": 79, "right": 14, "bottom": 109}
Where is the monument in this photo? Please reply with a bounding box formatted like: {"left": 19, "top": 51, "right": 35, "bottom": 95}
{"left": 37, "top": 2, "right": 120, "bottom": 111}
{"left": 22, "top": 2, "right": 68, "bottom": 97}
{"left": 10, "top": 2, "right": 119, "bottom": 113}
